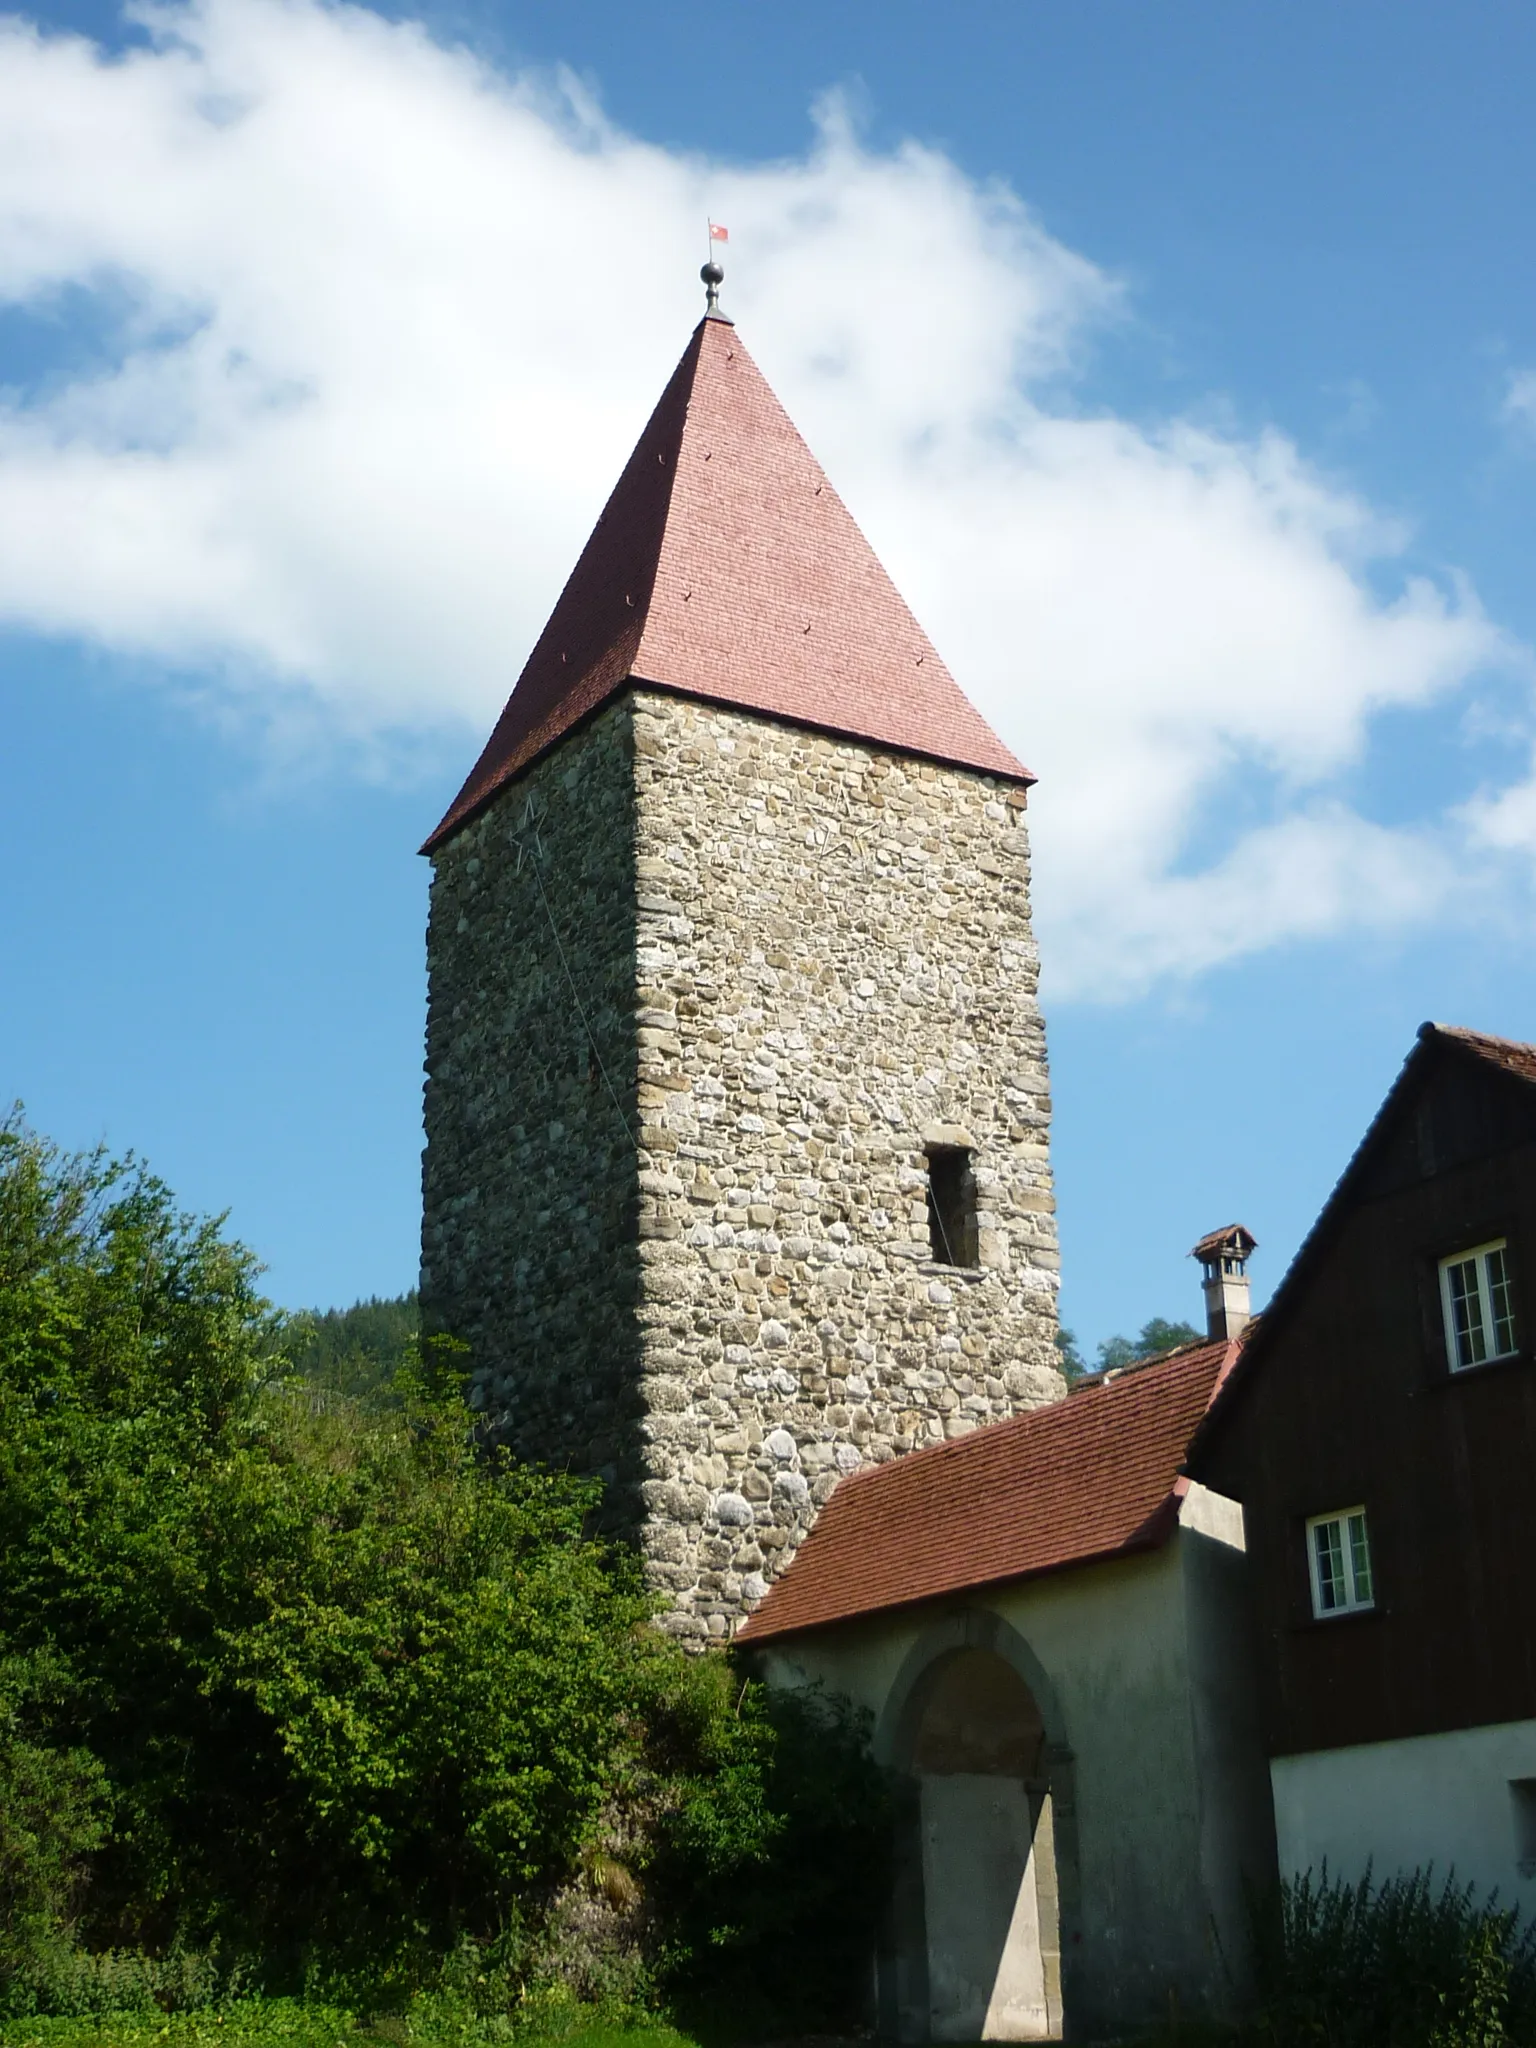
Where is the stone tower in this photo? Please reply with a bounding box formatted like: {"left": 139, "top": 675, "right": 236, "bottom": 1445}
{"left": 421, "top": 293, "right": 1062, "bottom": 1639}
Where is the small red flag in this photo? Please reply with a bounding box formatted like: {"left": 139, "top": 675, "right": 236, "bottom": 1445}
{"left": 708, "top": 221, "right": 729, "bottom": 242}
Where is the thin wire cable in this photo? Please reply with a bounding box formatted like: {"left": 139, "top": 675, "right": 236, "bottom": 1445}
{"left": 928, "top": 1179, "right": 954, "bottom": 1265}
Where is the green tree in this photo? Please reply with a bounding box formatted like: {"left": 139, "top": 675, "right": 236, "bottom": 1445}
{"left": 1055, "top": 1327, "right": 1088, "bottom": 1382}
{"left": 0, "top": 1110, "right": 891, "bottom": 2020}
{"left": 0, "top": 1111, "right": 661, "bottom": 1969}
{"left": 1093, "top": 1316, "right": 1203, "bottom": 1374}
{"left": 0, "top": 1112, "right": 293, "bottom": 1956}
{"left": 0, "top": 1649, "right": 109, "bottom": 1985}
{"left": 1135, "top": 1315, "right": 1203, "bottom": 1356}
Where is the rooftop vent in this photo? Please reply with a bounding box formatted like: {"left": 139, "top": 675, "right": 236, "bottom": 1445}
{"left": 1191, "top": 1224, "right": 1257, "bottom": 1342}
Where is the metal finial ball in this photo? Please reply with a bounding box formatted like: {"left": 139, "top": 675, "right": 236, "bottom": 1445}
{"left": 701, "top": 260, "right": 725, "bottom": 287}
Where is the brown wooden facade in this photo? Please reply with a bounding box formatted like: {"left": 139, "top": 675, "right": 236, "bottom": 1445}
{"left": 1191, "top": 1026, "right": 1536, "bottom": 1760}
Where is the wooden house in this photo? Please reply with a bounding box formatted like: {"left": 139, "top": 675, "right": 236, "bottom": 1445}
{"left": 1189, "top": 1022, "right": 1536, "bottom": 1920}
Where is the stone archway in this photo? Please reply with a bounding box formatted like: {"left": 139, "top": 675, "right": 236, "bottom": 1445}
{"left": 876, "top": 1613, "right": 1075, "bottom": 2043}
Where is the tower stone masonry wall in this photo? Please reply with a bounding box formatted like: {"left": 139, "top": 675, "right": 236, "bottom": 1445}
{"left": 421, "top": 686, "right": 1063, "bottom": 1639}
{"left": 421, "top": 697, "right": 643, "bottom": 1487}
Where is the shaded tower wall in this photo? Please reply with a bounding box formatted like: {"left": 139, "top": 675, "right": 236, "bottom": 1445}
{"left": 421, "top": 697, "right": 643, "bottom": 1492}
{"left": 422, "top": 686, "right": 1062, "bottom": 1638}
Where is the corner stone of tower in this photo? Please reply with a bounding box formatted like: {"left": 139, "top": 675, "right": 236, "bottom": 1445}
{"left": 419, "top": 316, "right": 1063, "bottom": 1643}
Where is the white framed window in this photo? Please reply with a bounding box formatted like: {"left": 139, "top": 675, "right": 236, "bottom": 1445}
{"left": 1438, "top": 1240, "right": 1517, "bottom": 1372}
{"left": 1307, "top": 1507, "right": 1374, "bottom": 1618}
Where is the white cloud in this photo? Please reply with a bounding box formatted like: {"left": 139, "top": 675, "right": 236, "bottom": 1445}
{"left": 1505, "top": 368, "right": 1536, "bottom": 433}
{"left": 0, "top": 0, "right": 1526, "bottom": 996}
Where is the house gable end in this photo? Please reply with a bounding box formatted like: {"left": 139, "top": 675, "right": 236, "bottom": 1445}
{"left": 1355, "top": 1045, "right": 1536, "bottom": 1201}
{"left": 1191, "top": 1024, "right": 1536, "bottom": 1475}
{"left": 1189, "top": 1023, "right": 1536, "bottom": 1758}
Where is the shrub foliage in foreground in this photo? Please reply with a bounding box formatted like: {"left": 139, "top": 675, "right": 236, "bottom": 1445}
{"left": 0, "top": 1113, "right": 889, "bottom": 2022}
{"left": 1254, "top": 1864, "right": 1536, "bottom": 2047}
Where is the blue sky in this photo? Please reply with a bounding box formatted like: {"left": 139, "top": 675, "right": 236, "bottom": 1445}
{"left": 4, "top": 0, "right": 1536, "bottom": 1350}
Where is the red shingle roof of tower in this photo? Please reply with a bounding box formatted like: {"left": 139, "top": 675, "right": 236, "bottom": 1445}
{"left": 736, "top": 1336, "right": 1243, "bottom": 1645}
{"left": 423, "top": 316, "right": 1031, "bottom": 852}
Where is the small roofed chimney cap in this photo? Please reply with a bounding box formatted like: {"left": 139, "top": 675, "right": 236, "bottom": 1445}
{"left": 1191, "top": 1224, "right": 1256, "bottom": 1342}
{"left": 1190, "top": 1223, "right": 1256, "bottom": 1268}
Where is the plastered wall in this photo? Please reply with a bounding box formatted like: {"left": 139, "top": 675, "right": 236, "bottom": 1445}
{"left": 754, "top": 1510, "right": 1275, "bottom": 2038}
{"left": 1272, "top": 1716, "right": 1536, "bottom": 1920}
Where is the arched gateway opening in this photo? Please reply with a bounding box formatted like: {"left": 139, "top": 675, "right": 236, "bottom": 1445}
{"left": 880, "top": 1625, "right": 1071, "bottom": 2042}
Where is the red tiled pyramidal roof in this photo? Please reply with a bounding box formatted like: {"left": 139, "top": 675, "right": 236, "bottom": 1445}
{"left": 423, "top": 316, "right": 1031, "bottom": 852}
{"left": 736, "top": 1337, "right": 1241, "bottom": 1645}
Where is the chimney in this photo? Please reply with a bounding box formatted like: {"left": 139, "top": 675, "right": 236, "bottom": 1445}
{"left": 1190, "top": 1225, "right": 1257, "bottom": 1341}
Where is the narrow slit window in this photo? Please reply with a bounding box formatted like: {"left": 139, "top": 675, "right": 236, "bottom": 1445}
{"left": 1306, "top": 1507, "right": 1375, "bottom": 1618}
{"left": 1439, "top": 1240, "right": 1517, "bottom": 1371}
{"left": 926, "top": 1148, "right": 978, "bottom": 1269}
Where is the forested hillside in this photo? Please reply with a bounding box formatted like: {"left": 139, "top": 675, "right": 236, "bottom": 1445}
{"left": 286, "top": 1291, "right": 419, "bottom": 1409}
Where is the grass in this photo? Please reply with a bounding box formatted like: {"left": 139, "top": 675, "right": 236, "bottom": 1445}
{"left": 0, "top": 2012, "right": 701, "bottom": 2048}
{"left": 0, "top": 2008, "right": 360, "bottom": 2048}
{"left": 0, "top": 2009, "right": 1261, "bottom": 2048}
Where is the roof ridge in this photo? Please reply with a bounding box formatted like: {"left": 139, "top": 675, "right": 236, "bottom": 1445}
{"left": 1431, "top": 1021, "right": 1536, "bottom": 1059}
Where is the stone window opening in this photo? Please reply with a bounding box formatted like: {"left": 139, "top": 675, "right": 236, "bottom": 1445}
{"left": 927, "top": 1146, "right": 979, "bottom": 1268}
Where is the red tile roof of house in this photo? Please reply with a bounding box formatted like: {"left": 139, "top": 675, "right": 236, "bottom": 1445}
{"left": 423, "top": 316, "right": 1031, "bottom": 852}
{"left": 736, "top": 1336, "right": 1242, "bottom": 1645}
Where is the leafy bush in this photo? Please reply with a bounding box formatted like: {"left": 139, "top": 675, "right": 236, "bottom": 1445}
{"left": 1253, "top": 1864, "right": 1536, "bottom": 2047}
{"left": 641, "top": 1666, "right": 889, "bottom": 2031}
{"left": 1, "top": 1941, "right": 253, "bottom": 2020}
{"left": 0, "top": 1652, "right": 109, "bottom": 1990}
{"left": 0, "top": 1110, "right": 668, "bottom": 1979}
{"left": 0, "top": 1112, "right": 890, "bottom": 2031}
